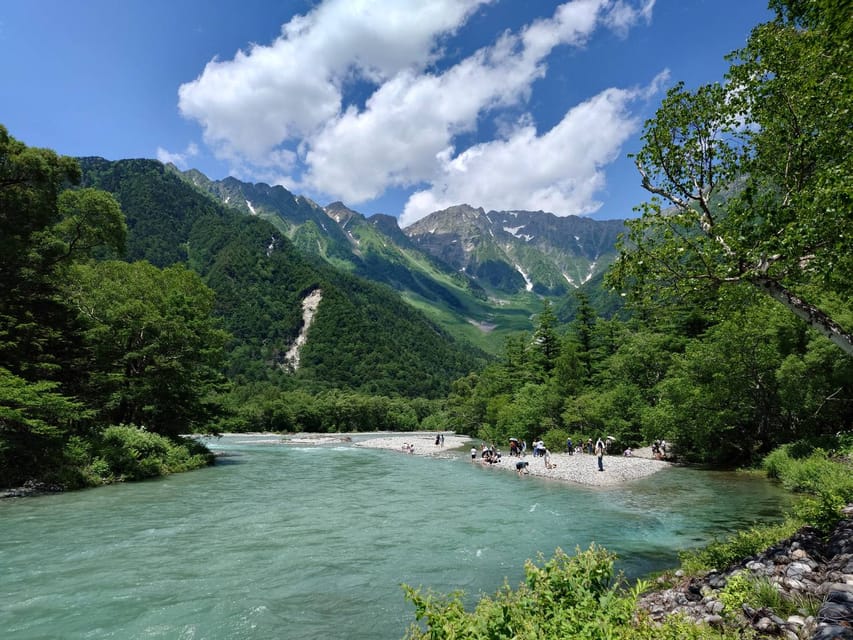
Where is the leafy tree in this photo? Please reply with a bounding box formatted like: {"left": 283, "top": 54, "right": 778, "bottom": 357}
{"left": 647, "top": 302, "right": 792, "bottom": 463}
{"left": 54, "top": 188, "right": 127, "bottom": 262}
{"left": 596, "top": 330, "right": 683, "bottom": 396}
{"left": 69, "top": 261, "right": 229, "bottom": 437}
{"left": 0, "top": 368, "right": 91, "bottom": 486}
{"left": 0, "top": 128, "right": 125, "bottom": 380}
{"left": 0, "top": 128, "right": 129, "bottom": 486}
{"left": 612, "top": 0, "right": 852, "bottom": 355}
{"left": 496, "top": 383, "right": 561, "bottom": 444}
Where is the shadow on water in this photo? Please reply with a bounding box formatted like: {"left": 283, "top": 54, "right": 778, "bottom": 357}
{"left": 211, "top": 452, "right": 245, "bottom": 466}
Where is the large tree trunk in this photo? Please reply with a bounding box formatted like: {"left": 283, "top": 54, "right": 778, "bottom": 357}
{"left": 752, "top": 277, "right": 853, "bottom": 356}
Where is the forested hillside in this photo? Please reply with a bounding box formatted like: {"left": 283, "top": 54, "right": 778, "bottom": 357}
{"left": 175, "top": 168, "right": 626, "bottom": 354}
{"left": 78, "top": 158, "right": 485, "bottom": 398}
{"left": 0, "top": 139, "right": 490, "bottom": 490}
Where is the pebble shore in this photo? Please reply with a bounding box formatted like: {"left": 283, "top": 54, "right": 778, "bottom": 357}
{"left": 638, "top": 504, "right": 853, "bottom": 640}
{"left": 353, "top": 433, "right": 671, "bottom": 487}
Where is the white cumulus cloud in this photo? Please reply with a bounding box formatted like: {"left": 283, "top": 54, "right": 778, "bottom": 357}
{"left": 178, "top": 0, "right": 490, "bottom": 168}
{"left": 400, "top": 72, "right": 669, "bottom": 226}
{"left": 156, "top": 142, "right": 199, "bottom": 168}
{"left": 176, "top": 0, "right": 662, "bottom": 219}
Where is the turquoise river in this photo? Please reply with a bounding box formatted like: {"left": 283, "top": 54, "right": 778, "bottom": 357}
{"left": 0, "top": 434, "right": 792, "bottom": 639}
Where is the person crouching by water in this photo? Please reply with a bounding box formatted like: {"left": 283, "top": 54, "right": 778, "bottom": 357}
{"left": 516, "top": 460, "right": 529, "bottom": 475}
{"left": 482, "top": 448, "right": 501, "bottom": 464}
{"left": 471, "top": 446, "right": 477, "bottom": 460}
{"left": 595, "top": 438, "right": 605, "bottom": 471}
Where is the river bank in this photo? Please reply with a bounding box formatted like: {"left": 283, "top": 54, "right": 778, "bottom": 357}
{"left": 638, "top": 504, "right": 853, "bottom": 639}
{"left": 352, "top": 432, "right": 671, "bottom": 486}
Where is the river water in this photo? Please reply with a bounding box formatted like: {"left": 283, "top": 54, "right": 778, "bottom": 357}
{"left": 0, "top": 434, "right": 791, "bottom": 639}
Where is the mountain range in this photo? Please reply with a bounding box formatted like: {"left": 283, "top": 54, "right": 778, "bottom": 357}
{"left": 76, "top": 157, "right": 626, "bottom": 394}
{"left": 175, "top": 166, "right": 626, "bottom": 351}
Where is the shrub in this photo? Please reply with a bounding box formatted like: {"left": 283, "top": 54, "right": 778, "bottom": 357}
{"left": 719, "top": 572, "right": 782, "bottom": 619}
{"left": 718, "top": 570, "right": 821, "bottom": 623}
{"left": 678, "top": 519, "right": 802, "bottom": 574}
{"left": 403, "top": 546, "right": 747, "bottom": 640}
{"left": 792, "top": 490, "right": 848, "bottom": 534}
{"left": 95, "top": 424, "right": 212, "bottom": 482}
{"left": 762, "top": 445, "right": 853, "bottom": 532}
{"left": 403, "top": 545, "right": 637, "bottom": 639}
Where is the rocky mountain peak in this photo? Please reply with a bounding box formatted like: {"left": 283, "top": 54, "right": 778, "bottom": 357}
{"left": 324, "top": 201, "right": 363, "bottom": 226}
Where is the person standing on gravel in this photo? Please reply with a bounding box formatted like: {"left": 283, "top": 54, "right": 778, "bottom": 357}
{"left": 595, "top": 438, "right": 605, "bottom": 471}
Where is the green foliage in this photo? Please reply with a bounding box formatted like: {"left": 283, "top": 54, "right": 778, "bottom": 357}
{"left": 719, "top": 572, "right": 781, "bottom": 620}
{"left": 629, "top": 616, "right": 750, "bottom": 640}
{"left": 55, "top": 187, "right": 127, "bottom": 260}
{"left": 792, "top": 492, "right": 847, "bottom": 535}
{"left": 678, "top": 519, "right": 802, "bottom": 575}
{"left": 493, "top": 382, "right": 562, "bottom": 445}
{"left": 69, "top": 260, "right": 229, "bottom": 437}
{"left": 0, "top": 131, "right": 222, "bottom": 489}
{"left": 642, "top": 298, "right": 845, "bottom": 464}
{"left": 762, "top": 445, "right": 853, "bottom": 532}
{"left": 542, "top": 428, "right": 570, "bottom": 454}
{"left": 403, "top": 545, "right": 636, "bottom": 640}
{"left": 443, "top": 277, "right": 850, "bottom": 467}
{"left": 718, "top": 570, "right": 820, "bottom": 622}
{"left": 0, "top": 367, "right": 91, "bottom": 487}
{"left": 404, "top": 545, "right": 748, "bottom": 640}
{"left": 610, "top": 1, "right": 853, "bottom": 355}
{"left": 216, "top": 384, "right": 437, "bottom": 434}
{"left": 88, "top": 425, "right": 212, "bottom": 483}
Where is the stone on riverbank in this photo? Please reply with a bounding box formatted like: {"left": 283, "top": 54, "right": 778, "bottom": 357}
{"left": 637, "top": 504, "right": 853, "bottom": 639}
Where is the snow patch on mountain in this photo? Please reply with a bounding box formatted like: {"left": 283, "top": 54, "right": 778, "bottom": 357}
{"left": 503, "top": 225, "right": 535, "bottom": 242}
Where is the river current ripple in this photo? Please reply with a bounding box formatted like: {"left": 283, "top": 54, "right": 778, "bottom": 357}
{"left": 0, "top": 434, "right": 790, "bottom": 639}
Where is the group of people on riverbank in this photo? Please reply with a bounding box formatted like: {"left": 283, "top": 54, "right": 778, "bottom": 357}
{"left": 473, "top": 436, "right": 609, "bottom": 472}
{"left": 356, "top": 433, "right": 671, "bottom": 487}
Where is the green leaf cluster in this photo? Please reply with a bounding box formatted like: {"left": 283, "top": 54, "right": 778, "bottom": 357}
{"left": 762, "top": 444, "right": 853, "bottom": 532}
{"left": 611, "top": 0, "right": 853, "bottom": 355}
{"left": 403, "top": 545, "right": 745, "bottom": 640}
{"left": 0, "top": 128, "right": 227, "bottom": 488}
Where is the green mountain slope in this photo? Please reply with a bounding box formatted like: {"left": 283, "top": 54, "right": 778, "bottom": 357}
{"left": 79, "top": 157, "right": 485, "bottom": 397}
{"left": 405, "top": 205, "right": 626, "bottom": 296}
{"left": 172, "top": 171, "right": 535, "bottom": 352}
{"left": 173, "top": 170, "right": 628, "bottom": 353}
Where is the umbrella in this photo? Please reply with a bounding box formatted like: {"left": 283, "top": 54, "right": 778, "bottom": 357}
{"left": 606, "top": 435, "right": 616, "bottom": 441}
{"left": 509, "top": 437, "right": 519, "bottom": 442}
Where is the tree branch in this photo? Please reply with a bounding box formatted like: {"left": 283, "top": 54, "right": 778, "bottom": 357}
{"left": 751, "top": 276, "right": 853, "bottom": 356}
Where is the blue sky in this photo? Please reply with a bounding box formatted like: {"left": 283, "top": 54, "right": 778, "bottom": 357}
{"left": 1, "top": 0, "right": 771, "bottom": 225}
